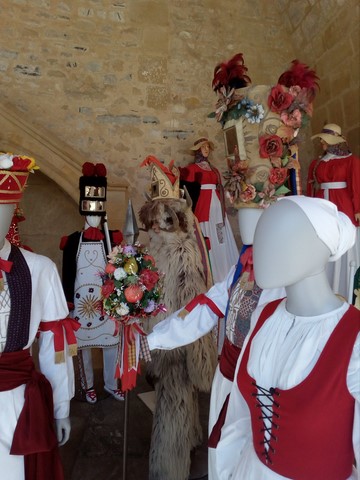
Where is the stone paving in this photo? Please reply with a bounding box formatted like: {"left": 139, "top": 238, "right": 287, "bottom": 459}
{"left": 60, "top": 359, "right": 210, "bottom": 480}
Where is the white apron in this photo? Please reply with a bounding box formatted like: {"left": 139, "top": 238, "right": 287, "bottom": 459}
{"left": 73, "top": 235, "right": 119, "bottom": 348}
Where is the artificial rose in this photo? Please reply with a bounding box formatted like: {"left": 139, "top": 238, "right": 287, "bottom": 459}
{"left": 280, "top": 109, "right": 302, "bottom": 129}
{"left": 239, "top": 184, "right": 256, "bottom": 203}
{"left": 259, "top": 135, "right": 283, "bottom": 159}
{"left": 102, "top": 279, "right": 115, "bottom": 298}
{"left": 143, "top": 254, "right": 156, "bottom": 266}
{"left": 269, "top": 168, "right": 288, "bottom": 186}
{"left": 140, "top": 269, "right": 159, "bottom": 291}
{"left": 268, "top": 84, "right": 293, "bottom": 113}
{"left": 105, "top": 263, "right": 116, "bottom": 274}
{"left": 0, "top": 154, "right": 14, "bottom": 169}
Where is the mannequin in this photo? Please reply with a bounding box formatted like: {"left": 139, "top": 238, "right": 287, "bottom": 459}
{"left": 307, "top": 123, "right": 360, "bottom": 298}
{"left": 215, "top": 196, "right": 359, "bottom": 480}
{"left": 147, "top": 206, "right": 284, "bottom": 480}
{"left": 61, "top": 214, "right": 123, "bottom": 403}
{"left": 179, "top": 137, "right": 239, "bottom": 282}
{"left": 0, "top": 201, "right": 74, "bottom": 479}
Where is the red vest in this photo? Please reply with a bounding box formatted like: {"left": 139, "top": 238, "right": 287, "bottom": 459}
{"left": 238, "top": 300, "right": 359, "bottom": 480}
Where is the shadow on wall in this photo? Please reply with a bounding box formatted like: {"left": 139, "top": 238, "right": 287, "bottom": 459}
{"left": 19, "top": 171, "right": 83, "bottom": 274}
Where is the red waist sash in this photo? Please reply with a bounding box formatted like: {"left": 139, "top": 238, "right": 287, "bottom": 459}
{"left": 0, "top": 349, "right": 64, "bottom": 480}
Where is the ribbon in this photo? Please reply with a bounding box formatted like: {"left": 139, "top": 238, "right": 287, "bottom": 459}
{"left": 179, "top": 293, "right": 224, "bottom": 319}
{"left": 83, "top": 227, "right": 104, "bottom": 241}
{"left": 239, "top": 247, "right": 254, "bottom": 282}
{"left": 0, "top": 257, "right": 13, "bottom": 291}
{"left": 117, "top": 320, "right": 147, "bottom": 391}
{"left": 39, "top": 318, "right": 81, "bottom": 363}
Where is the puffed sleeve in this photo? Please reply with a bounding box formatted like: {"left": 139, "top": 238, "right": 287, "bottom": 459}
{"left": 147, "top": 265, "right": 236, "bottom": 350}
{"left": 37, "top": 261, "right": 75, "bottom": 419}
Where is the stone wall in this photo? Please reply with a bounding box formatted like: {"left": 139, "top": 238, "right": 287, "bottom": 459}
{"left": 0, "top": 0, "right": 358, "bottom": 265}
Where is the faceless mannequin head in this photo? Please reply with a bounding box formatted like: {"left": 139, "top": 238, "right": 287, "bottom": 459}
{"left": 253, "top": 199, "right": 331, "bottom": 289}
{"left": 0, "top": 204, "right": 15, "bottom": 249}
{"left": 85, "top": 215, "right": 102, "bottom": 229}
{"left": 237, "top": 207, "right": 264, "bottom": 245}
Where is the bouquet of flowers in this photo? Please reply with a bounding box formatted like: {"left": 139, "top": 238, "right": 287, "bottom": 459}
{"left": 101, "top": 242, "right": 165, "bottom": 390}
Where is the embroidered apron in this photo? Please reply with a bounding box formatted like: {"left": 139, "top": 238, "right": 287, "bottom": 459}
{"left": 73, "top": 235, "right": 119, "bottom": 348}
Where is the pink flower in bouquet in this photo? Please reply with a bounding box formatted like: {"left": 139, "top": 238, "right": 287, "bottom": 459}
{"left": 280, "top": 109, "right": 302, "bottom": 129}
{"left": 102, "top": 279, "right": 115, "bottom": 298}
{"left": 239, "top": 184, "right": 256, "bottom": 203}
{"left": 140, "top": 269, "right": 160, "bottom": 291}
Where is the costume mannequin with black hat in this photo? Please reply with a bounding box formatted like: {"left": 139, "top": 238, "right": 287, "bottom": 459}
{"left": 60, "top": 162, "right": 124, "bottom": 403}
{"left": 307, "top": 123, "right": 360, "bottom": 298}
{"left": 179, "top": 137, "right": 238, "bottom": 283}
{"left": 0, "top": 153, "right": 75, "bottom": 480}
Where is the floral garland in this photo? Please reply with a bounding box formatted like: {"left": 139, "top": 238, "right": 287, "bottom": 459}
{"left": 101, "top": 243, "right": 165, "bottom": 321}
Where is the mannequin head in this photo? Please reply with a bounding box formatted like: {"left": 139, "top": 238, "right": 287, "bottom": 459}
{"left": 0, "top": 203, "right": 15, "bottom": 249}
{"left": 253, "top": 199, "right": 331, "bottom": 289}
{"left": 253, "top": 196, "right": 355, "bottom": 290}
{"left": 237, "top": 207, "right": 264, "bottom": 245}
{"left": 85, "top": 215, "right": 102, "bottom": 229}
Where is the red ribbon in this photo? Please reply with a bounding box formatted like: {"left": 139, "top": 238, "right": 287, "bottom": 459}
{"left": 119, "top": 322, "right": 147, "bottom": 391}
{"left": 39, "top": 318, "right": 80, "bottom": 354}
{"left": 83, "top": 227, "right": 104, "bottom": 241}
{"left": 240, "top": 246, "right": 254, "bottom": 282}
{"left": 183, "top": 293, "right": 224, "bottom": 318}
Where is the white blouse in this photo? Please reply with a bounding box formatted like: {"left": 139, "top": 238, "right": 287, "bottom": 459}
{"left": 215, "top": 299, "right": 360, "bottom": 480}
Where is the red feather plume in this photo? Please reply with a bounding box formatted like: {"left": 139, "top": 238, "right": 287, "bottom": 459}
{"left": 212, "top": 53, "right": 251, "bottom": 92}
{"left": 278, "top": 60, "right": 319, "bottom": 101}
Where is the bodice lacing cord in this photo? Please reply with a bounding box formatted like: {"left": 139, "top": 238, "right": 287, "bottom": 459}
{"left": 251, "top": 382, "right": 281, "bottom": 465}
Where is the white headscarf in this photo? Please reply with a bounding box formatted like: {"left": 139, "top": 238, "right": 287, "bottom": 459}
{"left": 279, "top": 196, "right": 356, "bottom": 262}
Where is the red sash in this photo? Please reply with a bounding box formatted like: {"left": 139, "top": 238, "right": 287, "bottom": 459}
{"left": 0, "top": 349, "right": 64, "bottom": 480}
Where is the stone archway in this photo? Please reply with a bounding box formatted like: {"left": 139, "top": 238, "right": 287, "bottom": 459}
{"left": 0, "top": 101, "right": 128, "bottom": 269}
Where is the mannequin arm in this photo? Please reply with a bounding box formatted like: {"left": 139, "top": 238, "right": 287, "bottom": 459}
{"left": 56, "top": 417, "right": 71, "bottom": 446}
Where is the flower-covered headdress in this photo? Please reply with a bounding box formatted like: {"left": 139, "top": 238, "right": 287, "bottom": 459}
{"left": 140, "top": 155, "right": 181, "bottom": 201}
{"left": 0, "top": 153, "right": 38, "bottom": 204}
{"left": 209, "top": 55, "right": 319, "bottom": 209}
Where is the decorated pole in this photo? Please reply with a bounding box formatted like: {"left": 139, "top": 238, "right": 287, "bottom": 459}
{"left": 120, "top": 199, "right": 139, "bottom": 480}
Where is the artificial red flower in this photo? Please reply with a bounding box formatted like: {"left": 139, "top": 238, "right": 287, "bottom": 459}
{"left": 105, "top": 263, "right": 116, "bottom": 274}
{"left": 269, "top": 168, "right": 288, "bottom": 186}
{"left": 140, "top": 269, "right": 160, "bottom": 291}
{"left": 268, "top": 84, "right": 293, "bottom": 113}
{"left": 143, "top": 254, "right": 156, "bottom": 266}
{"left": 101, "top": 279, "right": 115, "bottom": 298}
{"left": 259, "top": 135, "right": 283, "bottom": 159}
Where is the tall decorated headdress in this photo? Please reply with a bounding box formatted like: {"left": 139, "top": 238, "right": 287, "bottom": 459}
{"left": 210, "top": 55, "right": 319, "bottom": 209}
{"left": 140, "top": 155, "right": 181, "bottom": 200}
{"left": 0, "top": 153, "right": 38, "bottom": 204}
{"left": 79, "top": 162, "right": 107, "bottom": 216}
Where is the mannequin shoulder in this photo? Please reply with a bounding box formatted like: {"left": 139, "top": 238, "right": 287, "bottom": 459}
{"left": 20, "top": 247, "right": 58, "bottom": 272}
{"left": 59, "top": 231, "right": 81, "bottom": 251}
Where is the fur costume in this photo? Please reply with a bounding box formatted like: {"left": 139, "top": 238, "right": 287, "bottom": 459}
{"left": 139, "top": 196, "right": 218, "bottom": 480}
